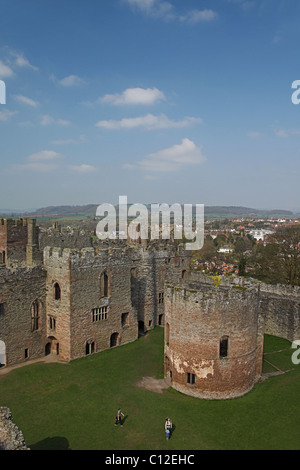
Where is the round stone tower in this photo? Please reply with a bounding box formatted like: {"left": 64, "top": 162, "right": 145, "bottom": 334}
{"left": 164, "top": 277, "right": 263, "bottom": 400}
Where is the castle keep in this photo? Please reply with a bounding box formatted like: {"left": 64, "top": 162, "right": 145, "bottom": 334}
{"left": 0, "top": 217, "right": 300, "bottom": 400}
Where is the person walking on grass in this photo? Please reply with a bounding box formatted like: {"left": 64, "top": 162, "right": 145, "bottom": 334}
{"left": 115, "top": 408, "right": 125, "bottom": 426}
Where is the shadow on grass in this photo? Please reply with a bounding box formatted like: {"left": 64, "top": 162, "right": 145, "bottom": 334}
{"left": 122, "top": 414, "right": 129, "bottom": 426}
{"left": 29, "top": 436, "right": 70, "bottom": 450}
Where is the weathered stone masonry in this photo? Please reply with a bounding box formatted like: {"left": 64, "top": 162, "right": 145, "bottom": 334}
{"left": 0, "top": 218, "right": 190, "bottom": 366}
{"left": 0, "top": 217, "right": 300, "bottom": 402}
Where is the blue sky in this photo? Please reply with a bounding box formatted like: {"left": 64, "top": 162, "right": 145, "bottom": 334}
{"left": 0, "top": 0, "right": 300, "bottom": 211}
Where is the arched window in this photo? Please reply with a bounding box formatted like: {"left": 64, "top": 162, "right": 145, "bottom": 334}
{"left": 220, "top": 336, "right": 229, "bottom": 358}
{"left": 85, "top": 341, "right": 95, "bottom": 355}
{"left": 31, "top": 300, "right": 41, "bottom": 331}
{"left": 53, "top": 282, "right": 61, "bottom": 301}
{"left": 100, "top": 271, "right": 110, "bottom": 298}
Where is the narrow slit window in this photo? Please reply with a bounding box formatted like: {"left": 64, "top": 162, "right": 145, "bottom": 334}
{"left": 100, "top": 272, "right": 110, "bottom": 298}
{"left": 54, "top": 282, "right": 61, "bottom": 301}
{"left": 220, "top": 336, "right": 229, "bottom": 358}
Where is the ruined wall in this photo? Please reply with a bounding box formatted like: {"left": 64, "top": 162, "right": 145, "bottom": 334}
{"left": 164, "top": 279, "right": 263, "bottom": 400}
{"left": 0, "top": 218, "right": 41, "bottom": 268}
{"left": 44, "top": 246, "right": 140, "bottom": 361}
{"left": 68, "top": 246, "right": 138, "bottom": 360}
{"left": 133, "top": 243, "right": 192, "bottom": 332}
{"left": 0, "top": 265, "right": 46, "bottom": 366}
{"left": 0, "top": 407, "right": 28, "bottom": 450}
{"left": 190, "top": 272, "right": 300, "bottom": 343}
{"left": 39, "top": 225, "right": 94, "bottom": 250}
{"left": 259, "top": 283, "right": 300, "bottom": 342}
{"left": 0, "top": 218, "right": 28, "bottom": 267}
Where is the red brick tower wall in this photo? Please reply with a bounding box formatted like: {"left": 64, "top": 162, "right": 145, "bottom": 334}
{"left": 164, "top": 281, "right": 262, "bottom": 400}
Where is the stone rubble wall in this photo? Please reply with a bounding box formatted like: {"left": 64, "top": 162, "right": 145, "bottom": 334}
{"left": 0, "top": 407, "right": 29, "bottom": 450}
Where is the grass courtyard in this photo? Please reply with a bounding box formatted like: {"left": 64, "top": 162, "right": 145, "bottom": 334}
{"left": 0, "top": 327, "right": 299, "bottom": 450}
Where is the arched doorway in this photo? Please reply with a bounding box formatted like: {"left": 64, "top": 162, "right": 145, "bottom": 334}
{"left": 110, "top": 332, "right": 120, "bottom": 348}
{"left": 0, "top": 340, "right": 6, "bottom": 367}
{"left": 45, "top": 337, "right": 59, "bottom": 356}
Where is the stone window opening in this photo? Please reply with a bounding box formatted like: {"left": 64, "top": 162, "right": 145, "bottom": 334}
{"left": 48, "top": 315, "right": 56, "bottom": 331}
{"left": 0, "top": 303, "right": 5, "bottom": 316}
{"left": 187, "top": 372, "right": 196, "bottom": 385}
{"left": 100, "top": 271, "right": 110, "bottom": 298}
{"left": 92, "top": 306, "right": 108, "bottom": 322}
{"left": 220, "top": 336, "right": 229, "bottom": 358}
{"left": 122, "top": 312, "right": 130, "bottom": 327}
{"left": 158, "top": 292, "right": 164, "bottom": 304}
{"left": 53, "top": 282, "right": 61, "bottom": 301}
{"left": 0, "top": 251, "right": 5, "bottom": 265}
{"left": 31, "top": 300, "right": 41, "bottom": 332}
{"left": 85, "top": 341, "right": 95, "bottom": 355}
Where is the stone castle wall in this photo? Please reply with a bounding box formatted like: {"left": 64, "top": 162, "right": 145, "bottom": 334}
{"left": 0, "top": 265, "right": 46, "bottom": 367}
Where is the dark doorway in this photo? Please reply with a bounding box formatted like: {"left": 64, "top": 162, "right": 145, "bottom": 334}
{"left": 110, "top": 332, "right": 120, "bottom": 348}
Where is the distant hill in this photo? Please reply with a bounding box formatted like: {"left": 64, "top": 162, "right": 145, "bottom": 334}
{"left": 2, "top": 204, "right": 293, "bottom": 220}
{"left": 203, "top": 206, "right": 293, "bottom": 218}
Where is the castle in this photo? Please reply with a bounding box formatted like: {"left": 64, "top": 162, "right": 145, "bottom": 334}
{"left": 0, "top": 217, "right": 299, "bottom": 400}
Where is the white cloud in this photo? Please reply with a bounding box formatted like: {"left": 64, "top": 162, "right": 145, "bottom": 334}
{"left": 27, "top": 150, "right": 63, "bottom": 162}
{"left": 125, "top": 0, "right": 217, "bottom": 23}
{"left": 0, "top": 60, "right": 14, "bottom": 78}
{"left": 12, "top": 150, "right": 63, "bottom": 172}
{"left": 0, "top": 109, "right": 16, "bottom": 121}
{"left": 40, "top": 115, "right": 54, "bottom": 126}
{"left": 10, "top": 150, "right": 95, "bottom": 174}
{"left": 126, "top": 0, "right": 174, "bottom": 19}
{"left": 52, "top": 135, "right": 86, "bottom": 145}
{"left": 52, "top": 138, "right": 77, "bottom": 145}
{"left": 14, "top": 94, "right": 39, "bottom": 107}
{"left": 69, "top": 164, "right": 96, "bottom": 173}
{"left": 51, "top": 74, "right": 85, "bottom": 87}
{"left": 40, "top": 115, "right": 71, "bottom": 126}
{"left": 124, "top": 138, "right": 206, "bottom": 173}
{"left": 12, "top": 52, "right": 38, "bottom": 71}
{"left": 180, "top": 9, "right": 217, "bottom": 24}
{"left": 57, "top": 119, "right": 71, "bottom": 126}
{"left": 247, "top": 131, "right": 263, "bottom": 139}
{"left": 101, "top": 87, "right": 166, "bottom": 106}
{"left": 95, "top": 113, "right": 202, "bottom": 130}
{"left": 276, "top": 129, "right": 300, "bottom": 138}
{"left": 4, "top": 48, "right": 38, "bottom": 70}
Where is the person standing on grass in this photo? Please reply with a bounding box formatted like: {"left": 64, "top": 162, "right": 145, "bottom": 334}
{"left": 115, "top": 408, "right": 125, "bottom": 426}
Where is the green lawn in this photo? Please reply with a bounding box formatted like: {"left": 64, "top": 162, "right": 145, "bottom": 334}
{"left": 0, "top": 328, "right": 299, "bottom": 450}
